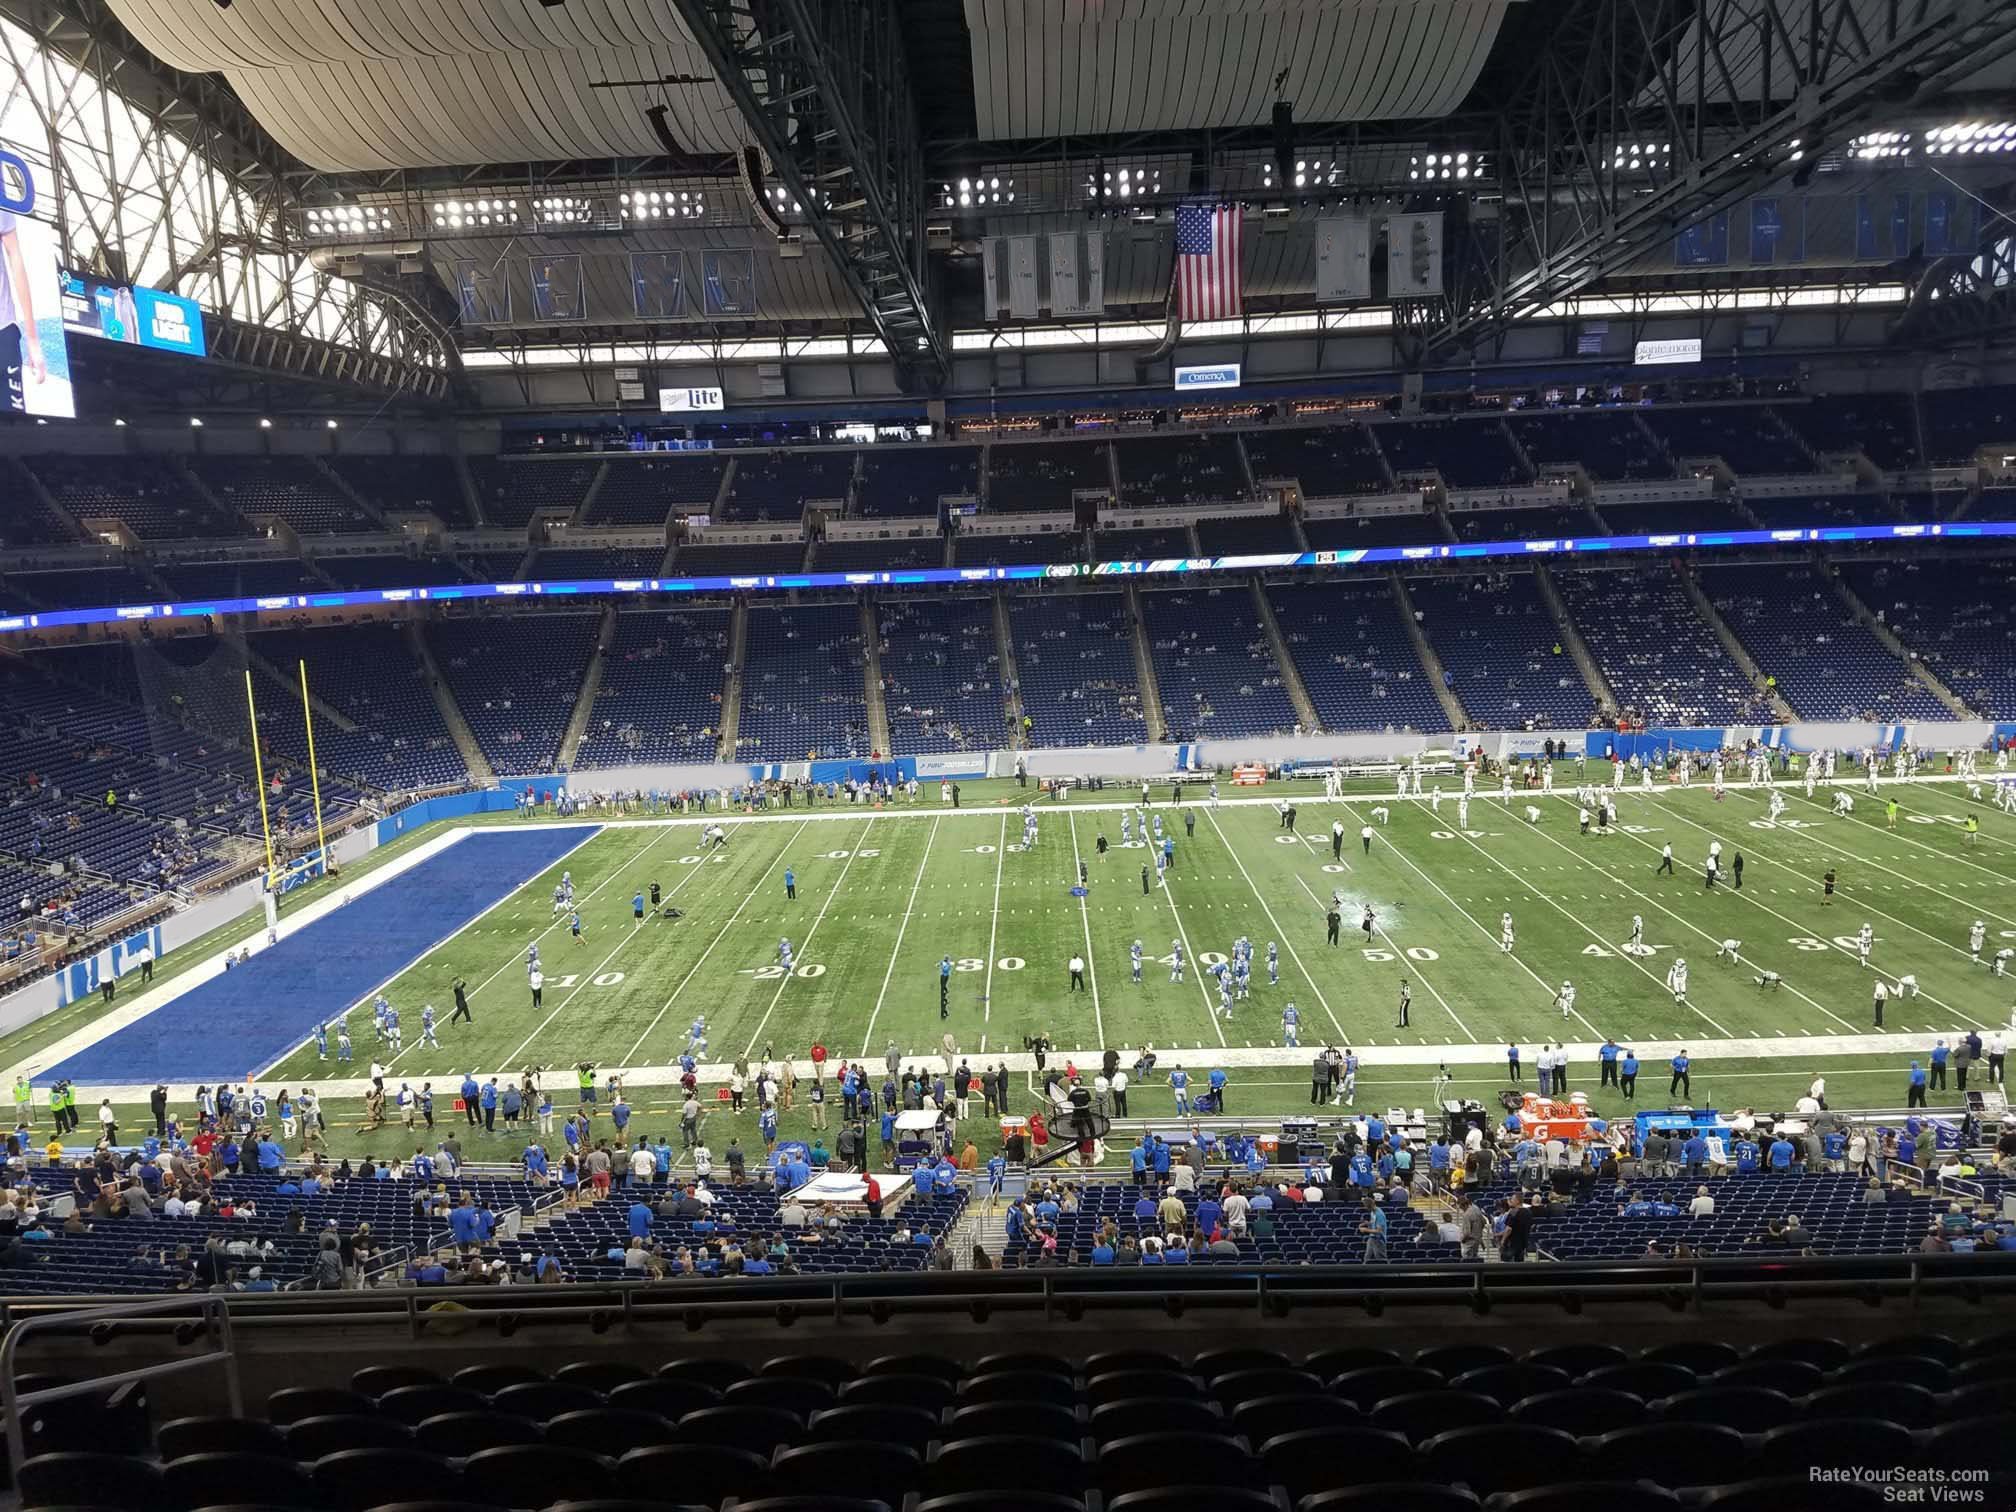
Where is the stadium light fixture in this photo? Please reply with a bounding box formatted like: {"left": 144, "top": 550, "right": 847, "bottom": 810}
{"left": 1926, "top": 121, "right": 2016, "bottom": 154}
{"left": 306, "top": 202, "right": 397, "bottom": 238}
{"left": 113, "top": 417, "right": 125, "bottom": 427}
{"left": 189, "top": 417, "right": 204, "bottom": 428}
{"left": 1609, "top": 141, "right": 1673, "bottom": 173}
{"left": 1410, "top": 151, "right": 1485, "bottom": 182}
{"left": 1085, "top": 166, "right": 1158, "bottom": 200}
{"left": 258, "top": 417, "right": 273, "bottom": 429}
{"left": 1850, "top": 130, "right": 1913, "bottom": 159}
{"left": 619, "top": 190, "right": 704, "bottom": 221}
{"left": 325, "top": 419, "right": 339, "bottom": 430}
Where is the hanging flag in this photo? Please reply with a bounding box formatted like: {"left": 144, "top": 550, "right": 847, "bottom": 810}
{"left": 1175, "top": 203, "right": 1242, "bottom": 321}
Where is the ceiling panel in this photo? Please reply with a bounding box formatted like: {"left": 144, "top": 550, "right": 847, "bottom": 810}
{"left": 962, "top": 0, "right": 1511, "bottom": 138}
{"left": 105, "top": 0, "right": 750, "bottom": 170}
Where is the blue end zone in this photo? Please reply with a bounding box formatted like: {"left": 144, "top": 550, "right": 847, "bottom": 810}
{"left": 41, "top": 825, "right": 602, "bottom": 1085}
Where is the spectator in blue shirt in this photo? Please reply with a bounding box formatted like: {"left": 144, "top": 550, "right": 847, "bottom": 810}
{"left": 628, "top": 1200, "right": 653, "bottom": 1239}
{"left": 1733, "top": 1138, "right": 1761, "bottom": 1174}
{"left": 1681, "top": 1134, "right": 1709, "bottom": 1176}
{"left": 1767, "top": 1136, "right": 1796, "bottom": 1170}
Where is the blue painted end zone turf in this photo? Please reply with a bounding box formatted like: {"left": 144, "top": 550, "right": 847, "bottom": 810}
{"left": 42, "top": 825, "right": 602, "bottom": 1085}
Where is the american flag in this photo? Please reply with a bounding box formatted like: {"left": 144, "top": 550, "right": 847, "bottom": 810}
{"left": 1175, "top": 203, "right": 1242, "bottom": 321}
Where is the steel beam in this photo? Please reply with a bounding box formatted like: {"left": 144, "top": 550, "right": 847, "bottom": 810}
{"left": 1426, "top": 0, "right": 2016, "bottom": 362}
{"left": 669, "top": 0, "right": 949, "bottom": 389}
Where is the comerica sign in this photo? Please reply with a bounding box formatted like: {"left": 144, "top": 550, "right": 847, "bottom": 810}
{"left": 1173, "top": 363, "right": 1242, "bottom": 391}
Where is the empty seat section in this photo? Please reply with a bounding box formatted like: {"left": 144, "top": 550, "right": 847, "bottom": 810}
{"left": 4, "top": 565, "right": 161, "bottom": 611}
{"left": 1447, "top": 504, "right": 1594, "bottom": 542}
{"left": 1639, "top": 405, "right": 1814, "bottom": 474}
{"left": 1407, "top": 573, "right": 1595, "bottom": 729}
{"left": 468, "top": 457, "right": 599, "bottom": 526}
{"left": 1140, "top": 587, "right": 1298, "bottom": 739}
{"left": 528, "top": 547, "right": 668, "bottom": 579}
{"left": 1194, "top": 514, "right": 1300, "bottom": 554}
{"left": 187, "top": 456, "right": 369, "bottom": 534}
{"left": 738, "top": 602, "right": 870, "bottom": 758}
{"left": 425, "top": 614, "right": 602, "bottom": 775}
{"left": 1006, "top": 591, "right": 1147, "bottom": 745}
{"left": 1304, "top": 508, "right": 1439, "bottom": 551}
{"left": 1778, "top": 394, "right": 1920, "bottom": 468}
{"left": 815, "top": 535, "right": 942, "bottom": 573}
{"left": 586, "top": 455, "right": 727, "bottom": 525}
{"left": 324, "top": 453, "right": 472, "bottom": 524}
{"left": 1377, "top": 417, "right": 1527, "bottom": 488}
{"left": 1553, "top": 566, "right": 1761, "bottom": 725}
{"left": 877, "top": 598, "right": 1004, "bottom": 754}
{"left": 1843, "top": 558, "right": 2016, "bottom": 716}
{"left": 955, "top": 531, "right": 1084, "bottom": 566}
{"left": 675, "top": 539, "right": 808, "bottom": 576}
{"left": 1593, "top": 498, "right": 1755, "bottom": 535}
{"left": 315, "top": 554, "right": 462, "bottom": 590}
{"left": 1268, "top": 580, "right": 1446, "bottom": 732}
{"left": 1243, "top": 422, "right": 1388, "bottom": 495}
{"left": 249, "top": 624, "right": 466, "bottom": 790}
{"left": 159, "top": 558, "right": 325, "bottom": 600}
{"left": 575, "top": 607, "right": 730, "bottom": 767}
{"left": 1097, "top": 528, "right": 1193, "bottom": 561}
{"left": 1700, "top": 563, "right": 1948, "bottom": 720}
{"left": 1113, "top": 433, "right": 1249, "bottom": 507}
{"left": 859, "top": 445, "right": 981, "bottom": 517}
{"left": 1919, "top": 383, "right": 2016, "bottom": 463}
{"left": 1742, "top": 490, "right": 1908, "bottom": 527}
{"left": 720, "top": 450, "right": 855, "bottom": 522}
{"left": 988, "top": 439, "right": 1111, "bottom": 511}
{"left": 27, "top": 454, "right": 239, "bottom": 538}
{"left": 1507, "top": 409, "right": 1670, "bottom": 480}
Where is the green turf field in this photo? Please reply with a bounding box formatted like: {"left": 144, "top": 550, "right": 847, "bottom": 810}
{"left": 28, "top": 773, "right": 2015, "bottom": 1161}
{"left": 252, "top": 776, "right": 2016, "bottom": 1087}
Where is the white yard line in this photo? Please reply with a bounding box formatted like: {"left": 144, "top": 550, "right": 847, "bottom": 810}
{"left": 980, "top": 814, "right": 1006, "bottom": 1050}
{"left": 497, "top": 839, "right": 731, "bottom": 1069}
{"left": 375, "top": 824, "right": 676, "bottom": 1075}
{"left": 623, "top": 821, "right": 810, "bottom": 1065}
{"left": 1288, "top": 873, "right": 1470, "bottom": 1040}
{"left": 1152, "top": 838, "right": 1228, "bottom": 1049}
{"left": 1203, "top": 809, "right": 1347, "bottom": 1043}
{"left": 1756, "top": 788, "right": 2016, "bottom": 929}
{"left": 860, "top": 816, "right": 943, "bottom": 1055}
{"left": 1665, "top": 793, "right": 1993, "bottom": 965}
{"left": 82, "top": 1026, "right": 1969, "bottom": 1105}
{"left": 1442, "top": 819, "right": 1734, "bottom": 1038}
{"left": 1531, "top": 794, "right": 1894, "bottom": 1037}
{"left": 740, "top": 817, "right": 878, "bottom": 1059}
{"left": 1611, "top": 795, "right": 1994, "bottom": 1030}
{"left": 1066, "top": 814, "right": 1106, "bottom": 1049}
{"left": 1345, "top": 816, "right": 1610, "bottom": 1044}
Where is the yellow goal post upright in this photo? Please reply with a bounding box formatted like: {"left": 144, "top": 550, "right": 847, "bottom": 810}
{"left": 297, "top": 658, "right": 334, "bottom": 878}
{"left": 243, "top": 668, "right": 279, "bottom": 893}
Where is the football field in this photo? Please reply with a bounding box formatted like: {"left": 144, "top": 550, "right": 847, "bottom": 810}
{"left": 248, "top": 774, "right": 2016, "bottom": 1126}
